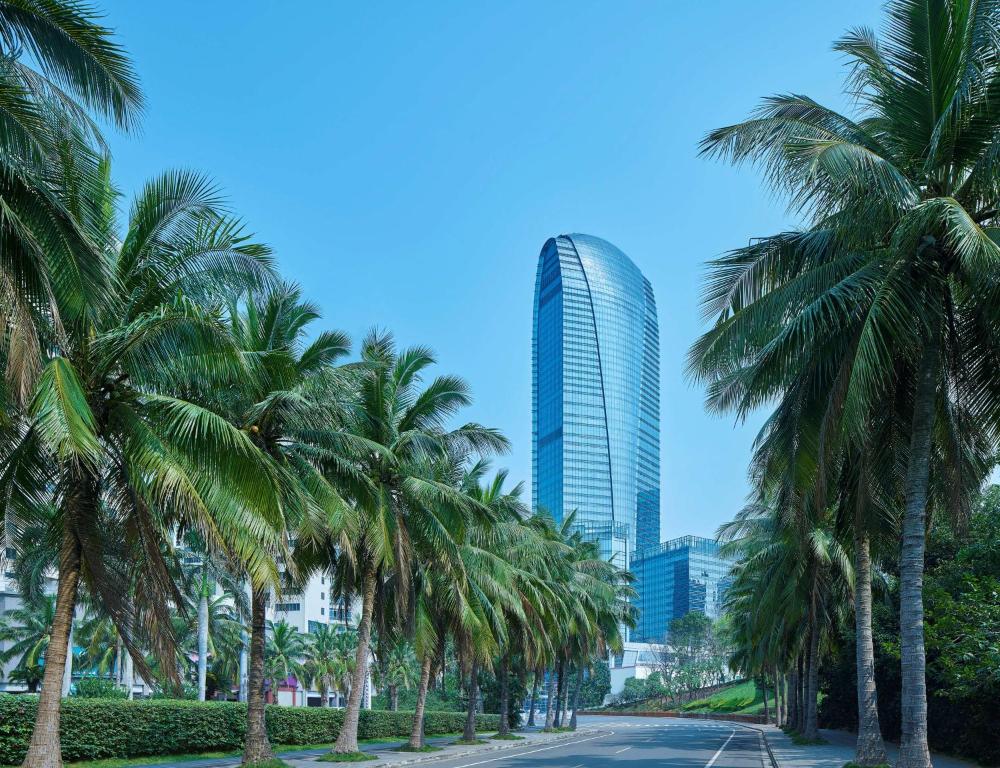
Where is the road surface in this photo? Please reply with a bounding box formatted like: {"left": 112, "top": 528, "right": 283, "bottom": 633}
{"left": 425, "top": 716, "right": 768, "bottom": 768}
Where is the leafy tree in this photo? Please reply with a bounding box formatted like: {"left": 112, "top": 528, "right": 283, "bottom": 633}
{"left": 0, "top": 0, "right": 143, "bottom": 408}
{"left": 264, "top": 620, "right": 308, "bottom": 688}
{"left": 0, "top": 596, "right": 57, "bottom": 683}
{"left": 0, "top": 165, "right": 284, "bottom": 768}
{"left": 219, "top": 283, "right": 357, "bottom": 766}
{"left": 692, "top": 2, "right": 1000, "bottom": 764}
{"left": 325, "top": 332, "right": 507, "bottom": 756}
{"left": 303, "top": 624, "right": 355, "bottom": 707}
{"left": 577, "top": 660, "right": 610, "bottom": 708}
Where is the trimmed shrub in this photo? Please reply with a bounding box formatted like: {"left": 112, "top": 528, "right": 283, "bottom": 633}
{"left": 71, "top": 678, "right": 128, "bottom": 700}
{"left": 0, "top": 695, "right": 499, "bottom": 765}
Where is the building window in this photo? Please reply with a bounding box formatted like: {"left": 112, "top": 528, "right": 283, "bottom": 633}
{"left": 321, "top": 607, "right": 325, "bottom": 615}
{"left": 275, "top": 602, "right": 300, "bottom": 612}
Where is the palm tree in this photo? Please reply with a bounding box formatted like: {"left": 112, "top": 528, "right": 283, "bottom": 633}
{"left": 221, "top": 284, "right": 359, "bottom": 765}
{"left": 0, "top": 0, "right": 142, "bottom": 403}
{"left": 692, "top": 3, "right": 1000, "bottom": 764}
{"left": 327, "top": 332, "right": 507, "bottom": 757}
{"left": 264, "top": 620, "right": 308, "bottom": 696}
{"left": 303, "top": 623, "right": 352, "bottom": 707}
{"left": 378, "top": 640, "right": 417, "bottom": 711}
{"left": 0, "top": 166, "right": 285, "bottom": 768}
{"left": 178, "top": 536, "right": 249, "bottom": 701}
{"left": 0, "top": 596, "right": 58, "bottom": 684}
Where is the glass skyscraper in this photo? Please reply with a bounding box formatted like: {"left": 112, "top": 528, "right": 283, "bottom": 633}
{"left": 531, "top": 234, "right": 660, "bottom": 568}
{"left": 631, "top": 536, "right": 735, "bottom": 643}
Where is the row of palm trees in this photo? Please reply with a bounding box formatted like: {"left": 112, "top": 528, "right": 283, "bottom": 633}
{"left": 0, "top": 3, "right": 634, "bottom": 767}
{"left": 690, "top": 3, "right": 1000, "bottom": 768}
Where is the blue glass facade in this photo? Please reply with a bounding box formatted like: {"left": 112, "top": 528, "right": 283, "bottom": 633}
{"left": 631, "top": 536, "right": 735, "bottom": 643}
{"left": 531, "top": 234, "right": 660, "bottom": 568}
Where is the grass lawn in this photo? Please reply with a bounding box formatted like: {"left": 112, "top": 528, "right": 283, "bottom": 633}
{"left": 12, "top": 734, "right": 469, "bottom": 768}
{"left": 679, "top": 680, "right": 776, "bottom": 715}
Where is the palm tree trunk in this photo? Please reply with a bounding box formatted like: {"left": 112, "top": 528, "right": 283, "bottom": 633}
{"left": 787, "top": 667, "right": 797, "bottom": 731}
{"left": 898, "top": 339, "right": 937, "bottom": 768}
{"left": 762, "top": 676, "right": 770, "bottom": 724}
{"left": 543, "top": 667, "right": 557, "bottom": 730}
{"left": 792, "top": 653, "right": 803, "bottom": 733}
{"left": 804, "top": 598, "right": 821, "bottom": 740}
{"left": 242, "top": 585, "right": 273, "bottom": 765}
{"left": 408, "top": 655, "right": 433, "bottom": 749}
{"left": 560, "top": 666, "right": 570, "bottom": 725}
{"left": 322, "top": 684, "right": 330, "bottom": 707}
{"left": 854, "top": 532, "right": 887, "bottom": 765}
{"left": 239, "top": 581, "right": 250, "bottom": 703}
{"left": 462, "top": 660, "right": 479, "bottom": 741}
{"left": 569, "top": 665, "right": 583, "bottom": 730}
{"left": 527, "top": 667, "right": 540, "bottom": 727}
{"left": 333, "top": 566, "right": 376, "bottom": 754}
{"left": 497, "top": 654, "right": 511, "bottom": 737}
{"left": 553, "top": 659, "right": 566, "bottom": 728}
{"left": 197, "top": 578, "right": 209, "bottom": 702}
{"left": 775, "top": 667, "right": 784, "bottom": 727}
{"left": 123, "top": 647, "right": 134, "bottom": 700}
{"left": 21, "top": 527, "right": 81, "bottom": 768}
{"left": 61, "top": 620, "right": 74, "bottom": 697}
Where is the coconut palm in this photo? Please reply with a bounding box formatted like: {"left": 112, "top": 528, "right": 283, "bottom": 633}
{"left": 264, "top": 620, "right": 308, "bottom": 690}
{"left": 0, "top": 595, "right": 58, "bottom": 681}
{"left": 377, "top": 639, "right": 417, "bottom": 711}
{"left": 327, "top": 331, "right": 508, "bottom": 757}
{"left": 0, "top": 0, "right": 142, "bottom": 403}
{"left": 221, "top": 284, "right": 360, "bottom": 765}
{"left": 0, "top": 164, "right": 285, "bottom": 768}
{"left": 303, "top": 623, "right": 352, "bottom": 707}
{"left": 178, "top": 535, "right": 249, "bottom": 701}
{"left": 692, "top": 2, "right": 1000, "bottom": 764}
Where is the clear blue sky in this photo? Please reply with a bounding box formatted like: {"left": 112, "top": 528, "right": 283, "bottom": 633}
{"left": 102, "top": 1, "right": 882, "bottom": 540}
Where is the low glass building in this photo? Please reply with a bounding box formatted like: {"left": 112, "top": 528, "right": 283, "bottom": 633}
{"left": 631, "top": 536, "right": 734, "bottom": 643}
{"left": 531, "top": 233, "right": 660, "bottom": 567}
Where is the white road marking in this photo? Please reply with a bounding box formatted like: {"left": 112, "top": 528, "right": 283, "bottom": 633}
{"left": 614, "top": 746, "right": 632, "bottom": 754}
{"left": 705, "top": 729, "right": 736, "bottom": 768}
{"left": 449, "top": 731, "right": 613, "bottom": 768}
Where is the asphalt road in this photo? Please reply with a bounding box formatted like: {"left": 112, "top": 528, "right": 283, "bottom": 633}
{"left": 423, "top": 717, "right": 768, "bottom": 768}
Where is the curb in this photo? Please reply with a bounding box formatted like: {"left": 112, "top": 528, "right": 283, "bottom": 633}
{"left": 360, "top": 728, "right": 606, "bottom": 767}
{"left": 729, "top": 722, "right": 779, "bottom": 768}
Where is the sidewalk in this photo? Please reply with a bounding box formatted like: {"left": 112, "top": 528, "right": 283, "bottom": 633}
{"left": 144, "top": 727, "right": 598, "bottom": 768}
{"left": 281, "top": 727, "right": 599, "bottom": 768}
{"left": 761, "top": 726, "right": 980, "bottom": 768}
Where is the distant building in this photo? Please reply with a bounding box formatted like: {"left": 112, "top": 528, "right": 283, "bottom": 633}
{"left": 631, "top": 536, "right": 734, "bottom": 643}
{"left": 531, "top": 233, "right": 660, "bottom": 568}
{"left": 607, "top": 640, "right": 668, "bottom": 698}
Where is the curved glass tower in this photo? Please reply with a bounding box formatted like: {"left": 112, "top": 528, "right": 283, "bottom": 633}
{"left": 532, "top": 234, "right": 660, "bottom": 568}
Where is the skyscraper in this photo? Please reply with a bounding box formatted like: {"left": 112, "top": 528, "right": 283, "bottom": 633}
{"left": 532, "top": 234, "right": 660, "bottom": 568}
{"left": 631, "top": 536, "right": 735, "bottom": 643}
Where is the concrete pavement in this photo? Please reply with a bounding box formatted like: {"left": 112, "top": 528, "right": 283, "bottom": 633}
{"left": 763, "top": 726, "right": 979, "bottom": 768}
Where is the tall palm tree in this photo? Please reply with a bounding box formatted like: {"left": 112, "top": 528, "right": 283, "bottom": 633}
{"left": 303, "top": 624, "right": 352, "bottom": 707}
{"left": 327, "top": 332, "right": 507, "bottom": 757}
{"left": 0, "top": 0, "right": 142, "bottom": 403}
{"left": 222, "top": 283, "right": 359, "bottom": 766}
{"left": 0, "top": 595, "right": 58, "bottom": 683}
{"left": 0, "top": 166, "right": 285, "bottom": 768}
{"left": 264, "top": 620, "right": 308, "bottom": 692}
{"left": 178, "top": 535, "right": 249, "bottom": 701}
{"left": 377, "top": 639, "right": 417, "bottom": 711}
{"left": 692, "top": 3, "right": 1000, "bottom": 764}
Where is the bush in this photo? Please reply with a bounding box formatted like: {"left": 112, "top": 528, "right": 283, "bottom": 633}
{"left": 0, "top": 696, "right": 500, "bottom": 764}
{"left": 72, "top": 678, "right": 128, "bottom": 700}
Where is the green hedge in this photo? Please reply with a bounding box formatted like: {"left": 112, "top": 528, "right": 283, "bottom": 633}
{"left": 0, "top": 696, "right": 500, "bottom": 764}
